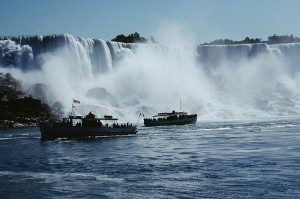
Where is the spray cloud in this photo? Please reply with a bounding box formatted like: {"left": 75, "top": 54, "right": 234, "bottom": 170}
{"left": 1, "top": 28, "right": 300, "bottom": 121}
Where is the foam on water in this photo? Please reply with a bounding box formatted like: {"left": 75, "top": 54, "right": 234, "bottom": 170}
{"left": 0, "top": 171, "right": 124, "bottom": 183}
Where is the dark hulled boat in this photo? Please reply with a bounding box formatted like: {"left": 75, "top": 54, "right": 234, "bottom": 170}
{"left": 40, "top": 112, "right": 137, "bottom": 140}
{"left": 144, "top": 110, "right": 197, "bottom": 127}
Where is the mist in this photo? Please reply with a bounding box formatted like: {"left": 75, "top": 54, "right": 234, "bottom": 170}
{"left": 1, "top": 29, "right": 300, "bottom": 122}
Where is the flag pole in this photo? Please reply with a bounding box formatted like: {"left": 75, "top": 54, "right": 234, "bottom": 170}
{"left": 136, "top": 114, "right": 141, "bottom": 126}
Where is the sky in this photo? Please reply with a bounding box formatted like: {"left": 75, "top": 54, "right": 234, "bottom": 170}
{"left": 1, "top": 0, "right": 300, "bottom": 44}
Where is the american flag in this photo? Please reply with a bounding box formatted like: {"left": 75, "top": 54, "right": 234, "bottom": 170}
{"left": 73, "top": 99, "right": 80, "bottom": 104}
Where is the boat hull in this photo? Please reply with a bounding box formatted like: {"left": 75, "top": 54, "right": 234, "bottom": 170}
{"left": 144, "top": 115, "right": 197, "bottom": 127}
{"left": 40, "top": 125, "right": 137, "bottom": 140}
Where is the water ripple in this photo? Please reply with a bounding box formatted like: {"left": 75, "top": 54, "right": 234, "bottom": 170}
{"left": 0, "top": 119, "right": 300, "bottom": 198}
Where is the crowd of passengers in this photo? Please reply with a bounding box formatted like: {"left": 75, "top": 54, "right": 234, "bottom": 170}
{"left": 59, "top": 111, "right": 133, "bottom": 128}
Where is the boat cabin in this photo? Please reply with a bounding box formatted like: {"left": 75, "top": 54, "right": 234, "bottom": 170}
{"left": 59, "top": 112, "right": 134, "bottom": 128}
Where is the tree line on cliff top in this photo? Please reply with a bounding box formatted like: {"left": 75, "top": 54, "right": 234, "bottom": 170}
{"left": 112, "top": 32, "right": 300, "bottom": 45}
{"left": 203, "top": 34, "right": 300, "bottom": 45}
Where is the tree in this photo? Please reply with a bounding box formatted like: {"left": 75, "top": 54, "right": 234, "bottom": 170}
{"left": 111, "top": 32, "right": 148, "bottom": 43}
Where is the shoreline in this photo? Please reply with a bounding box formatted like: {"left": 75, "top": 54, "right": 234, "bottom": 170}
{"left": 0, "top": 120, "right": 39, "bottom": 129}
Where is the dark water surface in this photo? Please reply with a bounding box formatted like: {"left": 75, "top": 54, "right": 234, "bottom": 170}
{"left": 0, "top": 119, "right": 300, "bottom": 198}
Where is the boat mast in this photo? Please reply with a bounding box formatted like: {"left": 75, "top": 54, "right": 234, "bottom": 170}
{"left": 179, "top": 100, "right": 182, "bottom": 111}
{"left": 71, "top": 99, "right": 74, "bottom": 116}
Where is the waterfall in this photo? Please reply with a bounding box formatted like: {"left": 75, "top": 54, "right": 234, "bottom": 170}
{"left": 0, "top": 34, "right": 131, "bottom": 74}
{"left": 1, "top": 34, "right": 300, "bottom": 120}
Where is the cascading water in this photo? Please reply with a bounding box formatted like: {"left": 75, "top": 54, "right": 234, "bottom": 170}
{"left": 0, "top": 34, "right": 300, "bottom": 121}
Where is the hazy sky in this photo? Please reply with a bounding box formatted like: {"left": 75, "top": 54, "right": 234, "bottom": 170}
{"left": 1, "top": 0, "right": 300, "bottom": 44}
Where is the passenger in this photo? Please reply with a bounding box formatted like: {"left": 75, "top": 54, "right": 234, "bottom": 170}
{"left": 86, "top": 111, "right": 96, "bottom": 119}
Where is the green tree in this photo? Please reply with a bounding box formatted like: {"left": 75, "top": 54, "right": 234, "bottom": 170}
{"left": 111, "top": 32, "right": 148, "bottom": 43}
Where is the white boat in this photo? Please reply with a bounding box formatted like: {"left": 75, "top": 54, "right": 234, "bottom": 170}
{"left": 144, "top": 110, "right": 197, "bottom": 127}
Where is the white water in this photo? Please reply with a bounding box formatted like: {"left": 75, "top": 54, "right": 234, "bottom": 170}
{"left": 1, "top": 34, "right": 300, "bottom": 122}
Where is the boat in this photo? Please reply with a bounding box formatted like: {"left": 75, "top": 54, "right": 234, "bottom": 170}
{"left": 144, "top": 110, "right": 197, "bottom": 127}
{"left": 40, "top": 111, "right": 137, "bottom": 140}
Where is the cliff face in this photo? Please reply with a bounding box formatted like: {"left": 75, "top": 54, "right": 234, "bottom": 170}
{"left": 0, "top": 73, "right": 53, "bottom": 128}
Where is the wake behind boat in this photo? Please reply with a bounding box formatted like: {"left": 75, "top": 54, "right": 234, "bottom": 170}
{"left": 144, "top": 110, "right": 197, "bottom": 127}
{"left": 40, "top": 112, "right": 137, "bottom": 140}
